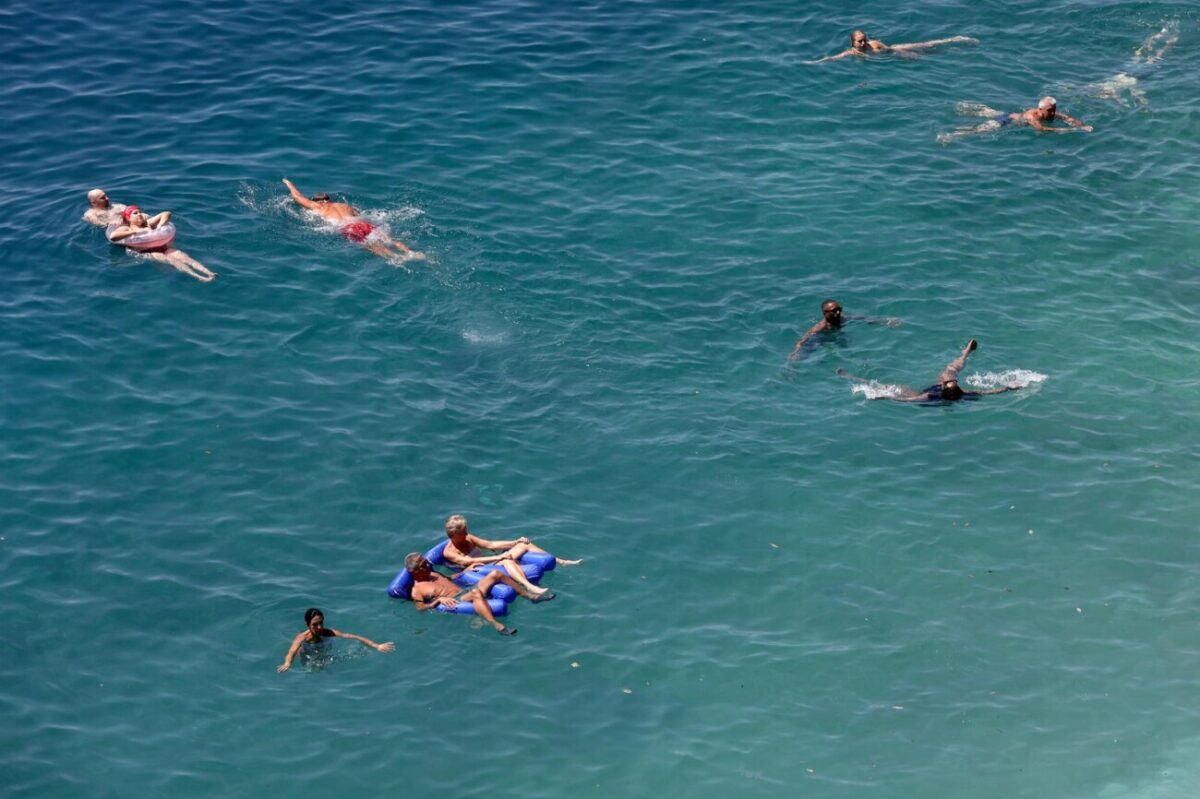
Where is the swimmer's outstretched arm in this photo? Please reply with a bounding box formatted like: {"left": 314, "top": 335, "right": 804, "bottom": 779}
{"left": 848, "top": 314, "right": 903, "bottom": 327}
{"left": 789, "top": 321, "right": 828, "bottom": 360}
{"left": 277, "top": 632, "right": 307, "bottom": 672}
{"left": 835, "top": 369, "right": 926, "bottom": 401}
{"left": 806, "top": 49, "right": 856, "bottom": 64}
{"left": 889, "top": 36, "right": 978, "bottom": 52}
{"left": 973, "top": 385, "right": 1024, "bottom": 396}
{"left": 1056, "top": 113, "right": 1093, "bottom": 132}
{"left": 282, "top": 178, "right": 320, "bottom": 210}
{"left": 328, "top": 629, "right": 395, "bottom": 653}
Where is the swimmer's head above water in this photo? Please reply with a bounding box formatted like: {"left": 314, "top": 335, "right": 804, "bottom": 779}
{"left": 851, "top": 30, "right": 870, "bottom": 51}
{"left": 821, "top": 299, "right": 843, "bottom": 326}
{"left": 304, "top": 607, "right": 324, "bottom": 631}
{"left": 87, "top": 188, "right": 110, "bottom": 208}
{"left": 310, "top": 192, "right": 331, "bottom": 203}
{"left": 1036, "top": 96, "right": 1057, "bottom": 120}
{"left": 939, "top": 379, "right": 965, "bottom": 401}
{"left": 404, "top": 552, "right": 434, "bottom": 577}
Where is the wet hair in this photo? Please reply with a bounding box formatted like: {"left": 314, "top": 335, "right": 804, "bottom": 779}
{"left": 404, "top": 552, "right": 427, "bottom": 572}
{"left": 304, "top": 607, "right": 324, "bottom": 625}
{"left": 940, "top": 381, "right": 964, "bottom": 400}
{"left": 311, "top": 192, "right": 331, "bottom": 202}
{"left": 445, "top": 514, "right": 468, "bottom": 536}
{"left": 822, "top": 298, "right": 840, "bottom": 311}
{"left": 852, "top": 30, "right": 867, "bottom": 43}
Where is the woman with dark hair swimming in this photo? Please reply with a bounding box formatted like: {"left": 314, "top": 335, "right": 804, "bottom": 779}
{"left": 277, "top": 608, "right": 394, "bottom": 672}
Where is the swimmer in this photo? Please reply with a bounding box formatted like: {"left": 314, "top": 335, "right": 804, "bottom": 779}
{"left": 405, "top": 553, "right": 555, "bottom": 636}
{"left": 789, "top": 299, "right": 901, "bottom": 361}
{"left": 277, "top": 607, "right": 394, "bottom": 672}
{"left": 1092, "top": 25, "right": 1178, "bottom": 106}
{"left": 837, "top": 339, "right": 1024, "bottom": 403}
{"left": 82, "top": 188, "right": 127, "bottom": 226}
{"left": 106, "top": 205, "right": 217, "bottom": 282}
{"left": 443, "top": 514, "right": 582, "bottom": 574}
{"left": 808, "top": 30, "right": 977, "bottom": 63}
{"left": 938, "top": 97, "right": 1092, "bottom": 143}
{"left": 281, "top": 178, "right": 424, "bottom": 262}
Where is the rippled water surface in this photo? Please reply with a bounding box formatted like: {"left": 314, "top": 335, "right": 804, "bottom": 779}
{"left": 3, "top": 1, "right": 1200, "bottom": 796}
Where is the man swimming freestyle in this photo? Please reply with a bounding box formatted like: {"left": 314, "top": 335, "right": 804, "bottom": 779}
{"left": 405, "top": 552, "right": 554, "bottom": 637}
{"left": 277, "top": 607, "right": 394, "bottom": 672}
{"left": 939, "top": 96, "right": 1092, "bottom": 142}
{"left": 82, "top": 188, "right": 126, "bottom": 226}
{"left": 836, "top": 339, "right": 1024, "bottom": 403}
{"left": 282, "top": 178, "right": 424, "bottom": 262}
{"left": 789, "top": 299, "right": 901, "bottom": 361}
{"left": 808, "top": 30, "right": 977, "bottom": 63}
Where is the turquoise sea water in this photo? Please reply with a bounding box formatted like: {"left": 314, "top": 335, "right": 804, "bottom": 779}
{"left": 3, "top": 1, "right": 1200, "bottom": 796}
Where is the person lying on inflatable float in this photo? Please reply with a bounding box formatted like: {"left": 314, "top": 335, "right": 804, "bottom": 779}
{"left": 281, "top": 177, "right": 425, "bottom": 263}
{"left": 406, "top": 552, "right": 554, "bottom": 637}
{"left": 106, "top": 205, "right": 217, "bottom": 282}
{"left": 277, "top": 607, "right": 394, "bottom": 673}
{"left": 442, "top": 514, "right": 582, "bottom": 571}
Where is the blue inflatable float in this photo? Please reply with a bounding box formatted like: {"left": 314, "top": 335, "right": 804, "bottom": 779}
{"left": 388, "top": 540, "right": 557, "bottom": 616}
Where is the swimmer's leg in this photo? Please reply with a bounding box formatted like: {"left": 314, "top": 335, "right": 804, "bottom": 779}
{"left": 463, "top": 585, "right": 512, "bottom": 634}
{"left": 507, "top": 541, "right": 582, "bottom": 567}
{"left": 937, "top": 121, "right": 999, "bottom": 144}
{"left": 363, "top": 241, "right": 394, "bottom": 260}
{"left": 494, "top": 557, "right": 548, "bottom": 596}
{"left": 171, "top": 249, "right": 216, "bottom": 282}
{"left": 956, "top": 102, "right": 1003, "bottom": 117}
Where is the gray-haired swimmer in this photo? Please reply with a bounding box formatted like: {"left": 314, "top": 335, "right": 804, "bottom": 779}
{"left": 82, "top": 188, "right": 126, "bottom": 226}
{"left": 837, "top": 339, "right": 1024, "bottom": 404}
{"left": 808, "top": 29, "right": 977, "bottom": 63}
{"left": 789, "top": 298, "right": 902, "bottom": 361}
{"left": 277, "top": 608, "right": 394, "bottom": 672}
{"left": 938, "top": 96, "right": 1092, "bottom": 143}
{"left": 405, "top": 553, "right": 556, "bottom": 637}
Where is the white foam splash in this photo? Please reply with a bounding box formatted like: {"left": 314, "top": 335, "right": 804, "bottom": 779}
{"left": 964, "top": 369, "right": 1047, "bottom": 389}
{"left": 462, "top": 328, "right": 508, "bottom": 345}
{"left": 850, "top": 381, "right": 906, "bottom": 400}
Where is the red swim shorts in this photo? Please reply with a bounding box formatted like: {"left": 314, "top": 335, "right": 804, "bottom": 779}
{"left": 341, "top": 220, "right": 375, "bottom": 243}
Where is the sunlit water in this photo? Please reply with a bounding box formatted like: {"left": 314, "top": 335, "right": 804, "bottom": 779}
{"left": 2, "top": 1, "right": 1200, "bottom": 797}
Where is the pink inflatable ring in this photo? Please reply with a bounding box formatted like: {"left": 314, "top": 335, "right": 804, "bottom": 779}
{"left": 106, "top": 222, "right": 176, "bottom": 251}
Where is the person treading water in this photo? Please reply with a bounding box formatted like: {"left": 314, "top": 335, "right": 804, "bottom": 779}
{"left": 939, "top": 96, "right": 1092, "bottom": 143}
{"left": 82, "top": 188, "right": 126, "bottom": 226}
{"left": 789, "top": 299, "right": 901, "bottom": 361}
{"left": 837, "top": 339, "right": 1024, "bottom": 403}
{"left": 808, "top": 29, "right": 977, "bottom": 63}
{"left": 277, "top": 607, "right": 395, "bottom": 672}
{"left": 106, "top": 205, "right": 217, "bottom": 283}
{"left": 282, "top": 178, "right": 424, "bottom": 262}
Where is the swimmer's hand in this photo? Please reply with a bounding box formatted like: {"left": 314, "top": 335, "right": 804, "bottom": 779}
{"left": 277, "top": 661, "right": 291, "bottom": 673}
{"left": 517, "top": 536, "right": 530, "bottom": 545}
{"left": 375, "top": 642, "right": 395, "bottom": 653}
{"left": 966, "top": 339, "right": 978, "bottom": 353}
{"left": 1081, "top": 125, "right": 1094, "bottom": 133}
{"left": 437, "top": 597, "right": 459, "bottom": 610}
{"left": 885, "top": 318, "right": 903, "bottom": 327}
